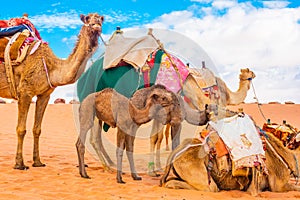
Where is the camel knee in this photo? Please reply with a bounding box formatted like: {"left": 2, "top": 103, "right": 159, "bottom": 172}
{"left": 33, "top": 127, "right": 41, "bottom": 137}
{"left": 16, "top": 128, "right": 26, "bottom": 139}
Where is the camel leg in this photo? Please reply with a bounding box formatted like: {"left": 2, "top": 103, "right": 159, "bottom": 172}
{"left": 164, "top": 124, "right": 171, "bottom": 151}
{"left": 247, "top": 167, "right": 259, "bottom": 196}
{"left": 116, "top": 128, "right": 126, "bottom": 183}
{"left": 14, "top": 93, "right": 32, "bottom": 170}
{"left": 76, "top": 100, "right": 96, "bottom": 179}
{"left": 125, "top": 132, "right": 142, "bottom": 181}
{"left": 155, "top": 127, "right": 164, "bottom": 172}
{"left": 171, "top": 123, "right": 182, "bottom": 150}
{"left": 90, "top": 120, "right": 115, "bottom": 171}
{"left": 148, "top": 120, "right": 163, "bottom": 177}
{"left": 32, "top": 93, "right": 51, "bottom": 167}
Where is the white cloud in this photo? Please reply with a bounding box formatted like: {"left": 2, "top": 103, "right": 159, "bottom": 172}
{"left": 143, "top": 2, "right": 300, "bottom": 103}
{"left": 30, "top": 10, "right": 81, "bottom": 31}
{"left": 263, "top": 1, "right": 290, "bottom": 9}
{"left": 212, "top": 0, "right": 237, "bottom": 10}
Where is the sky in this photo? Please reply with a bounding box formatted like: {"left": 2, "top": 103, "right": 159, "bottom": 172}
{"left": 1, "top": 0, "right": 300, "bottom": 104}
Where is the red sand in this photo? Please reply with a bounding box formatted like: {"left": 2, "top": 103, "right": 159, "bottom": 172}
{"left": 0, "top": 103, "right": 299, "bottom": 200}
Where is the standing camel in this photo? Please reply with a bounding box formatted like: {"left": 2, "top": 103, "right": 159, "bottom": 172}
{"left": 0, "top": 13, "right": 104, "bottom": 170}
{"left": 161, "top": 68, "right": 256, "bottom": 169}
{"left": 130, "top": 85, "right": 218, "bottom": 176}
{"left": 76, "top": 85, "right": 177, "bottom": 183}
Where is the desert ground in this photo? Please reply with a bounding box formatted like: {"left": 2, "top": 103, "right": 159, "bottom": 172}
{"left": 0, "top": 102, "right": 299, "bottom": 200}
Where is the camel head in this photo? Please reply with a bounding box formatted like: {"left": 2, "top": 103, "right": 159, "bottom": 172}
{"left": 80, "top": 13, "right": 104, "bottom": 36}
{"left": 145, "top": 85, "right": 175, "bottom": 124}
{"left": 239, "top": 68, "right": 256, "bottom": 81}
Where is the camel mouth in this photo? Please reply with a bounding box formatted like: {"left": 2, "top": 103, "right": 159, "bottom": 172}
{"left": 91, "top": 24, "right": 102, "bottom": 32}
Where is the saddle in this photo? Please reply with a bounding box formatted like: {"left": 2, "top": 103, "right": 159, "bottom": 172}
{"left": 0, "top": 29, "right": 32, "bottom": 64}
{"left": 0, "top": 15, "right": 42, "bottom": 98}
{"left": 262, "top": 121, "right": 299, "bottom": 149}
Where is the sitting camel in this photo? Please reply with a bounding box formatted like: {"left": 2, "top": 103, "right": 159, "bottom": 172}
{"left": 76, "top": 85, "right": 177, "bottom": 183}
{"left": 160, "top": 122, "right": 300, "bottom": 196}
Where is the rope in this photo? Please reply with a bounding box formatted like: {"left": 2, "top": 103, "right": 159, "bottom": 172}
{"left": 147, "top": 30, "right": 184, "bottom": 88}
{"left": 250, "top": 81, "right": 268, "bottom": 122}
{"left": 42, "top": 57, "right": 55, "bottom": 88}
{"left": 4, "top": 32, "right": 20, "bottom": 99}
{"left": 99, "top": 34, "right": 108, "bottom": 46}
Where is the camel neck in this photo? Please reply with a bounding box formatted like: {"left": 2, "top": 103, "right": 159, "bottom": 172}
{"left": 50, "top": 25, "right": 99, "bottom": 86}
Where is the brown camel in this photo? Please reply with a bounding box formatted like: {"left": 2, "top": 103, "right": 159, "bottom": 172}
{"left": 160, "top": 125, "right": 300, "bottom": 195}
{"left": 87, "top": 84, "right": 218, "bottom": 177}
{"left": 0, "top": 13, "right": 104, "bottom": 170}
{"left": 130, "top": 85, "right": 218, "bottom": 176}
{"left": 76, "top": 85, "right": 177, "bottom": 183}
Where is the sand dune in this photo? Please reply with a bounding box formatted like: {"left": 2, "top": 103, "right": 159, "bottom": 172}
{"left": 0, "top": 103, "right": 299, "bottom": 200}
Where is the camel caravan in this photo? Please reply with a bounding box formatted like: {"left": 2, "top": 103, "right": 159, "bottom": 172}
{"left": 1, "top": 12, "right": 300, "bottom": 196}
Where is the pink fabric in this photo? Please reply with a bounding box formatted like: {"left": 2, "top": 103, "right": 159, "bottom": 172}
{"left": 155, "top": 53, "right": 189, "bottom": 93}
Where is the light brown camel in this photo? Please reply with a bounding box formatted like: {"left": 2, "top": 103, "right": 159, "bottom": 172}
{"left": 0, "top": 13, "right": 104, "bottom": 170}
{"left": 76, "top": 85, "right": 177, "bottom": 183}
{"left": 161, "top": 68, "right": 256, "bottom": 169}
{"left": 160, "top": 126, "right": 300, "bottom": 196}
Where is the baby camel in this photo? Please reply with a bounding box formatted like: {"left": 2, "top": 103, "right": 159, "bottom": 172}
{"left": 76, "top": 85, "right": 175, "bottom": 183}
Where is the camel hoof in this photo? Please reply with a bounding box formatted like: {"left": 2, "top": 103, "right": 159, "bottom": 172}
{"left": 147, "top": 171, "right": 160, "bottom": 177}
{"left": 32, "top": 162, "right": 46, "bottom": 167}
{"left": 117, "top": 178, "right": 126, "bottom": 184}
{"left": 80, "top": 174, "right": 91, "bottom": 179}
{"left": 132, "top": 175, "right": 142, "bottom": 181}
{"left": 14, "top": 164, "right": 29, "bottom": 170}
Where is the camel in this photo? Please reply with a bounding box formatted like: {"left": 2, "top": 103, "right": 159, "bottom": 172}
{"left": 76, "top": 29, "right": 255, "bottom": 176}
{"left": 0, "top": 13, "right": 104, "bottom": 170}
{"left": 161, "top": 67, "right": 256, "bottom": 168}
{"left": 130, "top": 85, "right": 218, "bottom": 176}
{"left": 76, "top": 85, "right": 179, "bottom": 183}
{"left": 160, "top": 124, "right": 300, "bottom": 195}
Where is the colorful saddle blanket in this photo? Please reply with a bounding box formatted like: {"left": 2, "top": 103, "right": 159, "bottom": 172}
{"left": 77, "top": 49, "right": 189, "bottom": 101}
{"left": 209, "top": 114, "right": 265, "bottom": 168}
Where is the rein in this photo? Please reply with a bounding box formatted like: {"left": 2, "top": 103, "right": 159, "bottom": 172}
{"left": 250, "top": 80, "right": 268, "bottom": 122}
{"left": 42, "top": 57, "right": 55, "bottom": 89}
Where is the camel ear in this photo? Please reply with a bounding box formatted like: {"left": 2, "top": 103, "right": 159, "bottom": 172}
{"left": 151, "top": 93, "right": 159, "bottom": 102}
{"left": 101, "top": 16, "right": 104, "bottom": 22}
{"left": 80, "top": 14, "right": 90, "bottom": 24}
{"left": 80, "top": 14, "right": 85, "bottom": 23}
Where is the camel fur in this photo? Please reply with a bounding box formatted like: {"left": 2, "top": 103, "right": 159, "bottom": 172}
{"left": 160, "top": 125, "right": 300, "bottom": 196}
{"left": 76, "top": 85, "right": 176, "bottom": 183}
{"left": 130, "top": 85, "right": 218, "bottom": 176}
{"left": 159, "top": 68, "right": 256, "bottom": 174}
{"left": 0, "top": 13, "right": 104, "bottom": 170}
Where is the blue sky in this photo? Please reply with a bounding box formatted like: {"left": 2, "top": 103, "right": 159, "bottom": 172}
{"left": 1, "top": 0, "right": 300, "bottom": 104}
